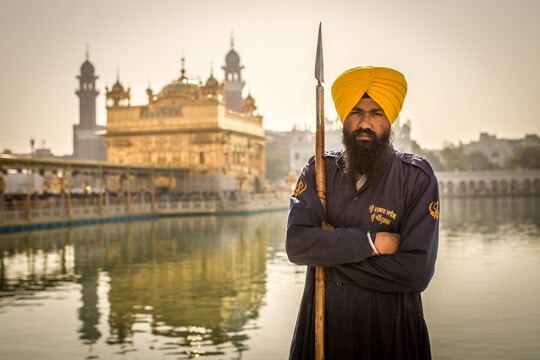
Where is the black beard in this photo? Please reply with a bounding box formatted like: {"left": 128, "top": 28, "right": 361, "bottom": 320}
{"left": 342, "top": 126, "right": 391, "bottom": 187}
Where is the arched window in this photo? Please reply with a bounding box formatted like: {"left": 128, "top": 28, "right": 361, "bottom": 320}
{"left": 510, "top": 179, "right": 519, "bottom": 194}
{"left": 446, "top": 182, "right": 454, "bottom": 195}
{"left": 478, "top": 180, "right": 487, "bottom": 195}
{"left": 523, "top": 179, "right": 531, "bottom": 194}
{"left": 199, "top": 151, "right": 205, "bottom": 165}
{"left": 468, "top": 180, "right": 476, "bottom": 195}
{"left": 500, "top": 180, "right": 508, "bottom": 194}
{"left": 459, "top": 181, "right": 467, "bottom": 195}
{"left": 533, "top": 179, "right": 540, "bottom": 194}
{"left": 491, "top": 180, "right": 498, "bottom": 195}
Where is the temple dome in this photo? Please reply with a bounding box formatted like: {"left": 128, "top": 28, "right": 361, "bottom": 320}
{"left": 241, "top": 93, "right": 257, "bottom": 114}
{"left": 244, "top": 93, "right": 255, "bottom": 103}
{"left": 159, "top": 78, "right": 201, "bottom": 99}
{"left": 111, "top": 80, "right": 125, "bottom": 93}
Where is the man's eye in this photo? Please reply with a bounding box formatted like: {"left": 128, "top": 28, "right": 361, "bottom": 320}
{"left": 373, "top": 111, "right": 384, "bottom": 116}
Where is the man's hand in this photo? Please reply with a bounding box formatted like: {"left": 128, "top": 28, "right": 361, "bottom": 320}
{"left": 374, "top": 232, "right": 401, "bottom": 254}
{"left": 321, "top": 222, "right": 334, "bottom": 231}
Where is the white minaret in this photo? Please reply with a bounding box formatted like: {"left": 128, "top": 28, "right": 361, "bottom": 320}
{"left": 222, "top": 34, "right": 245, "bottom": 112}
{"left": 73, "top": 47, "right": 106, "bottom": 160}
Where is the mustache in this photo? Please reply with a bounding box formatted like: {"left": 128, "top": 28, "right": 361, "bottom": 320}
{"left": 351, "top": 128, "right": 377, "bottom": 139}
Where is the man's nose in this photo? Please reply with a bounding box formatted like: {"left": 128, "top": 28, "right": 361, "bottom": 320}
{"left": 356, "top": 114, "right": 373, "bottom": 129}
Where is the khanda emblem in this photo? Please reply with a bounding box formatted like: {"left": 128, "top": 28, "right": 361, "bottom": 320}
{"left": 292, "top": 180, "right": 307, "bottom": 198}
{"left": 428, "top": 201, "right": 440, "bottom": 220}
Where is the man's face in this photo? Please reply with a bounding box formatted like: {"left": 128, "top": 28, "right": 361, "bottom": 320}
{"left": 342, "top": 97, "right": 392, "bottom": 183}
{"left": 343, "top": 97, "right": 391, "bottom": 145}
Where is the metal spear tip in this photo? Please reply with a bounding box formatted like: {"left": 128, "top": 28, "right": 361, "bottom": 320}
{"left": 315, "top": 22, "right": 324, "bottom": 83}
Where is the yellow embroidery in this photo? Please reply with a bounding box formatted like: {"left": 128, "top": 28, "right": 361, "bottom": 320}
{"left": 428, "top": 201, "right": 440, "bottom": 220}
{"left": 369, "top": 204, "right": 398, "bottom": 226}
{"left": 292, "top": 180, "right": 307, "bottom": 197}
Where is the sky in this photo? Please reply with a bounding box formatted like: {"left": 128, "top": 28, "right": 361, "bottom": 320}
{"left": 0, "top": 0, "right": 539, "bottom": 155}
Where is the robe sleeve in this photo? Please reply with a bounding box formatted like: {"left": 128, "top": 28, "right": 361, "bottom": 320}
{"left": 285, "top": 160, "right": 374, "bottom": 266}
{"left": 334, "top": 168, "right": 440, "bottom": 293}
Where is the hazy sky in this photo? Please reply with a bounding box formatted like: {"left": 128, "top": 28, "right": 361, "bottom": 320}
{"left": 1, "top": 0, "right": 539, "bottom": 155}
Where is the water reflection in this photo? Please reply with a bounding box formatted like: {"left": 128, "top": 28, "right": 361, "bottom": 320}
{"left": 105, "top": 217, "right": 269, "bottom": 356}
{"left": 0, "top": 230, "right": 77, "bottom": 296}
{"left": 428, "top": 197, "right": 540, "bottom": 360}
{"left": 1, "top": 199, "right": 539, "bottom": 359}
{"left": 441, "top": 196, "right": 540, "bottom": 233}
{"left": 0, "top": 213, "right": 285, "bottom": 358}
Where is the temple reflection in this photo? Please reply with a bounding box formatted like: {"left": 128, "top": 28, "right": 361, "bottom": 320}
{"left": 0, "top": 229, "right": 76, "bottom": 293}
{"left": 103, "top": 216, "right": 269, "bottom": 354}
{"left": 0, "top": 212, "right": 284, "bottom": 357}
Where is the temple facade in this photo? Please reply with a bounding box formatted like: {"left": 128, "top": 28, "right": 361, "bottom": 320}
{"left": 105, "top": 42, "right": 265, "bottom": 193}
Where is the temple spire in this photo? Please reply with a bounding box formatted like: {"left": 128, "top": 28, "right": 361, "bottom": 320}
{"left": 180, "top": 57, "right": 186, "bottom": 80}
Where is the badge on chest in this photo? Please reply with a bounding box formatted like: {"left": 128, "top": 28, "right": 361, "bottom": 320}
{"left": 369, "top": 204, "right": 398, "bottom": 226}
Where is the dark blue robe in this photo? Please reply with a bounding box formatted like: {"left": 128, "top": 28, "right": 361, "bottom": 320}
{"left": 286, "top": 146, "right": 439, "bottom": 359}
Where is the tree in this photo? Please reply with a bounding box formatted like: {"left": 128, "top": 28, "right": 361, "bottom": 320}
{"left": 266, "top": 155, "right": 290, "bottom": 181}
{"left": 410, "top": 141, "right": 445, "bottom": 171}
{"left": 466, "top": 151, "right": 497, "bottom": 170}
{"left": 509, "top": 147, "right": 540, "bottom": 169}
{"left": 440, "top": 144, "right": 468, "bottom": 171}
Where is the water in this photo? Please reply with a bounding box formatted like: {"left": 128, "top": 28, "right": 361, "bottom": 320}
{"left": 0, "top": 197, "right": 539, "bottom": 359}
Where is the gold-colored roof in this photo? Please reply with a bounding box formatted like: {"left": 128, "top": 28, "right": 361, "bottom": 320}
{"left": 159, "top": 78, "right": 202, "bottom": 100}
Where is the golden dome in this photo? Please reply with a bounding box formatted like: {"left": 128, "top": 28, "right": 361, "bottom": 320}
{"left": 241, "top": 93, "right": 257, "bottom": 114}
{"left": 111, "top": 80, "right": 125, "bottom": 93}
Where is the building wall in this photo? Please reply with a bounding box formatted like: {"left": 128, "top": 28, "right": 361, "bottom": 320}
{"left": 462, "top": 132, "right": 540, "bottom": 167}
{"left": 437, "top": 170, "right": 540, "bottom": 197}
{"left": 287, "top": 128, "right": 343, "bottom": 176}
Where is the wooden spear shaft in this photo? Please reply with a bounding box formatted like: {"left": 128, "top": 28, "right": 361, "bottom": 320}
{"left": 314, "top": 23, "right": 326, "bottom": 360}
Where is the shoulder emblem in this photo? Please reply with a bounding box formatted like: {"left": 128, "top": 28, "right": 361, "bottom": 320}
{"left": 428, "top": 200, "right": 440, "bottom": 220}
{"left": 292, "top": 180, "right": 307, "bottom": 197}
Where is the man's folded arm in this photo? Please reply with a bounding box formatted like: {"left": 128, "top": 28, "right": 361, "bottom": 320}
{"left": 335, "top": 172, "right": 440, "bottom": 293}
{"left": 285, "top": 162, "right": 373, "bottom": 266}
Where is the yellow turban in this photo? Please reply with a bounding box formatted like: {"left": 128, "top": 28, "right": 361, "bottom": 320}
{"left": 331, "top": 66, "right": 407, "bottom": 124}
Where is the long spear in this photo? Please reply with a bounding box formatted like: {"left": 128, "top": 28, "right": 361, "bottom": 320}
{"left": 314, "top": 22, "right": 326, "bottom": 360}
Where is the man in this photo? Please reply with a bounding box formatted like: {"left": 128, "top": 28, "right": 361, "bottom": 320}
{"left": 286, "top": 66, "right": 439, "bottom": 359}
